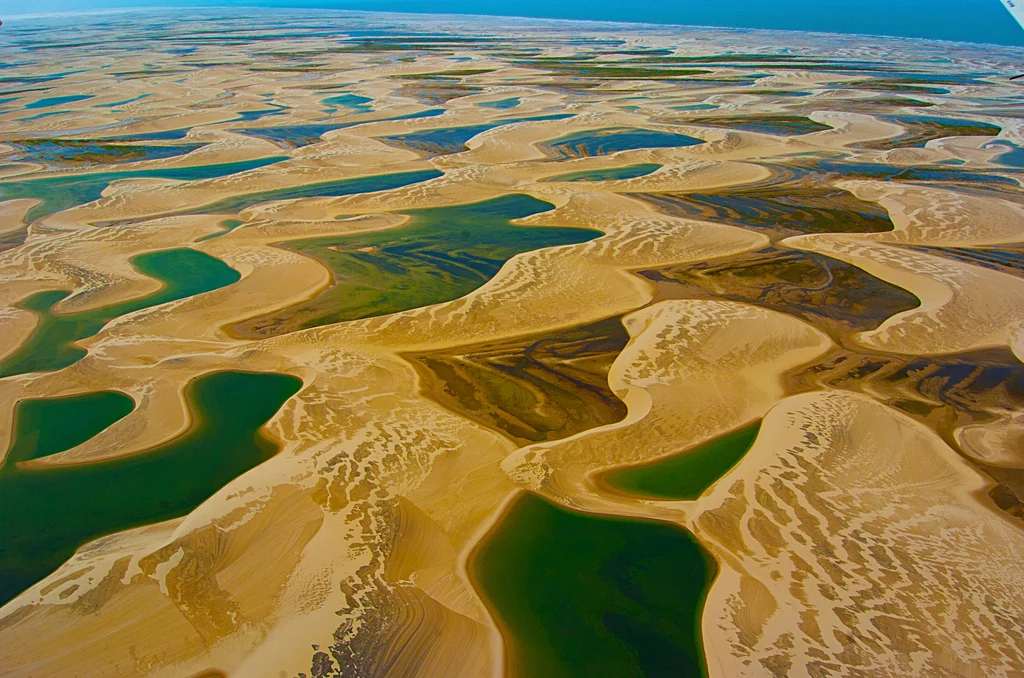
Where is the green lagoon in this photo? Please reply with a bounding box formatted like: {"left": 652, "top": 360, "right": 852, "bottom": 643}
{"left": 0, "top": 248, "right": 240, "bottom": 378}
{"left": 0, "top": 370, "right": 301, "bottom": 606}
{"left": 604, "top": 422, "right": 761, "bottom": 500}
{"left": 473, "top": 493, "right": 714, "bottom": 678}
{"left": 233, "top": 194, "right": 600, "bottom": 336}
{"left": 473, "top": 424, "right": 763, "bottom": 675}
{"left": 196, "top": 218, "right": 245, "bottom": 242}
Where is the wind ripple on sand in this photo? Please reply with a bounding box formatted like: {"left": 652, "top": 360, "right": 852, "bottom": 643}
{"left": 692, "top": 390, "right": 1024, "bottom": 677}
{"left": 500, "top": 299, "right": 832, "bottom": 514}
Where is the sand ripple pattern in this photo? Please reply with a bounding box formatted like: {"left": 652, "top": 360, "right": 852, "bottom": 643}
{"left": 693, "top": 391, "right": 1024, "bottom": 677}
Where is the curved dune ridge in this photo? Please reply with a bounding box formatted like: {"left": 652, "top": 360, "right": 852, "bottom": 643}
{"left": 0, "top": 8, "right": 1023, "bottom": 678}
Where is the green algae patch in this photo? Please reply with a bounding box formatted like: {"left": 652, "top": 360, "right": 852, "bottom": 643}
{"left": 472, "top": 493, "right": 714, "bottom": 678}
{"left": 0, "top": 370, "right": 301, "bottom": 606}
{"left": 232, "top": 194, "right": 601, "bottom": 338}
{"left": 604, "top": 422, "right": 761, "bottom": 500}
{"left": 0, "top": 248, "right": 240, "bottom": 378}
{"left": 545, "top": 163, "right": 661, "bottom": 182}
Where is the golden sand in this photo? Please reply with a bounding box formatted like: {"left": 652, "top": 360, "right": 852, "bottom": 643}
{"left": 1, "top": 11, "right": 1023, "bottom": 678}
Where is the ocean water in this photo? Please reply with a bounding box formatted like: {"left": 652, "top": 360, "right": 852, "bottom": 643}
{"left": 11, "top": 0, "right": 1022, "bottom": 47}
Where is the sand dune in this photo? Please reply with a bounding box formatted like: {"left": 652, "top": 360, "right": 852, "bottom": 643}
{"left": 2, "top": 12, "right": 1023, "bottom": 678}
{"left": 693, "top": 390, "right": 1024, "bottom": 677}
{"left": 500, "top": 299, "right": 832, "bottom": 515}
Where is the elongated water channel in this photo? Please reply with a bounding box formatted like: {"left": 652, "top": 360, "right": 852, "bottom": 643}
{"left": 0, "top": 248, "right": 240, "bottom": 378}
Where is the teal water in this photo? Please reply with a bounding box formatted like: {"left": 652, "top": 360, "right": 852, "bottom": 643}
{"left": 196, "top": 218, "right": 245, "bottom": 242}
{"left": 479, "top": 97, "right": 520, "bottom": 110}
{"left": 19, "top": 111, "right": 67, "bottom": 122}
{"left": 604, "top": 423, "right": 761, "bottom": 500}
{"left": 233, "top": 105, "right": 288, "bottom": 123}
{"left": 102, "top": 128, "right": 193, "bottom": 141}
{"left": 234, "top": 194, "right": 600, "bottom": 336}
{"left": 988, "top": 141, "right": 1024, "bottom": 168}
{"left": 546, "top": 163, "right": 661, "bottom": 182}
{"left": 0, "top": 156, "right": 285, "bottom": 222}
{"left": 94, "top": 94, "right": 151, "bottom": 108}
{"left": 672, "top": 104, "right": 718, "bottom": 111}
{"left": 239, "top": 109, "right": 445, "bottom": 148}
{"left": 0, "top": 3, "right": 1018, "bottom": 46}
{"left": 383, "top": 113, "right": 575, "bottom": 155}
{"left": 24, "top": 94, "right": 94, "bottom": 110}
{"left": 179, "top": 169, "right": 442, "bottom": 215}
{"left": 543, "top": 127, "right": 703, "bottom": 158}
{"left": 0, "top": 249, "right": 240, "bottom": 379}
{"left": 0, "top": 370, "right": 302, "bottom": 606}
{"left": 473, "top": 493, "right": 714, "bottom": 678}
{"left": 322, "top": 92, "right": 373, "bottom": 112}
{"left": 6, "top": 140, "right": 204, "bottom": 169}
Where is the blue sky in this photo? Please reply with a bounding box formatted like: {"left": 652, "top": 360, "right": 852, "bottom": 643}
{"left": 1, "top": 0, "right": 1022, "bottom": 46}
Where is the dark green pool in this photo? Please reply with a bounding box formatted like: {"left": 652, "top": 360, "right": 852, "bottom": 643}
{"left": 232, "top": 194, "right": 601, "bottom": 337}
{"left": 0, "top": 156, "right": 285, "bottom": 223}
{"left": 0, "top": 370, "right": 301, "bottom": 606}
{"left": 473, "top": 493, "right": 715, "bottom": 678}
{"left": 604, "top": 422, "right": 761, "bottom": 500}
{"left": 0, "top": 248, "right": 240, "bottom": 378}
